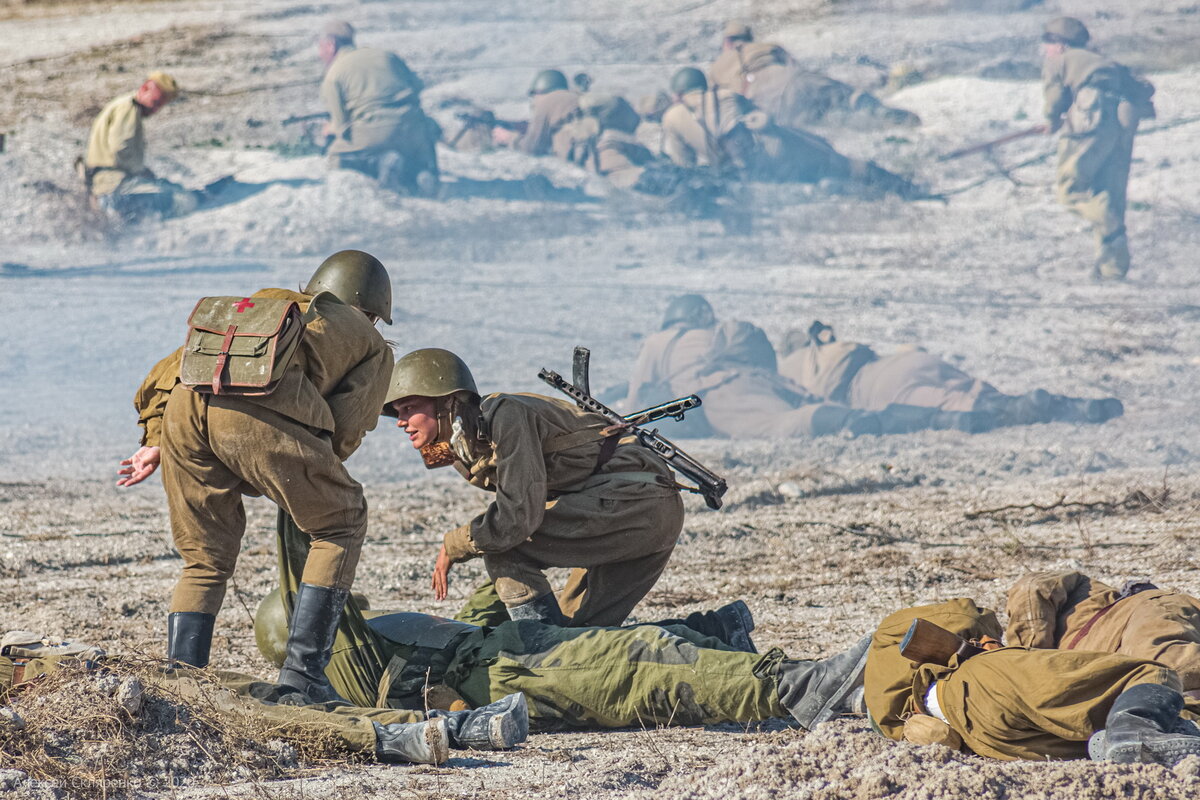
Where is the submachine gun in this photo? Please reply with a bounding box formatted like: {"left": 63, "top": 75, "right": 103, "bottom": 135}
{"left": 538, "top": 347, "right": 728, "bottom": 510}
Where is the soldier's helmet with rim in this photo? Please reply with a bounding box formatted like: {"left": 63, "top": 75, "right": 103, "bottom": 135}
{"left": 383, "top": 348, "right": 480, "bottom": 415}
{"left": 254, "top": 588, "right": 290, "bottom": 668}
{"left": 670, "top": 67, "right": 708, "bottom": 96}
{"left": 1042, "top": 17, "right": 1090, "bottom": 48}
{"left": 529, "top": 69, "right": 569, "bottom": 96}
{"left": 662, "top": 294, "right": 716, "bottom": 330}
{"left": 305, "top": 249, "right": 393, "bottom": 324}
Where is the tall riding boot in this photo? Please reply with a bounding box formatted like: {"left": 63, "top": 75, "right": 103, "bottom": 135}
{"left": 431, "top": 692, "right": 530, "bottom": 750}
{"left": 1089, "top": 683, "right": 1200, "bottom": 766}
{"left": 506, "top": 592, "right": 568, "bottom": 626}
{"left": 875, "top": 403, "right": 937, "bottom": 434}
{"left": 167, "top": 612, "right": 215, "bottom": 668}
{"left": 1047, "top": 396, "right": 1125, "bottom": 424}
{"left": 373, "top": 718, "right": 449, "bottom": 764}
{"left": 776, "top": 635, "right": 871, "bottom": 730}
{"left": 276, "top": 583, "right": 349, "bottom": 703}
{"left": 929, "top": 410, "right": 994, "bottom": 434}
{"left": 654, "top": 600, "right": 758, "bottom": 653}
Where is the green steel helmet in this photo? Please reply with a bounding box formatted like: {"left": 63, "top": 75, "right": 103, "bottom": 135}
{"left": 670, "top": 67, "right": 708, "bottom": 96}
{"left": 662, "top": 293, "right": 716, "bottom": 330}
{"left": 304, "top": 249, "right": 393, "bottom": 324}
{"left": 254, "top": 588, "right": 289, "bottom": 668}
{"left": 382, "top": 348, "right": 479, "bottom": 415}
{"left": 529, "top": 69, "right": 569, "bottom": 96}
{"left": 1042, "top": 17, "right": 1090, "bottom": 48}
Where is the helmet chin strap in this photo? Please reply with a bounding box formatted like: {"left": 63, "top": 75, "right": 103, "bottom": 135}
{"left": 418, "top": 398, "right": 459, "bottom": 469}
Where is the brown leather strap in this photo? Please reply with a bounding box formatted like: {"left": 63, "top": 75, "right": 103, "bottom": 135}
{"left": 1064, "top": 583, "right": 1157, "bottom": 650}
{"left": 211, "top": 324, "right": 237, "bottom": 395}
{"left": 591, "top": 433, "right": 622, "bottom": 475}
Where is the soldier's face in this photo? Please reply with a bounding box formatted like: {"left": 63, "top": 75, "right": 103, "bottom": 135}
{"left": 392, "top": 396, "right": 439, "bottom": 449}
{"left": 1042, "top": 42, "right": 1066, "bottom": 60}
{"left": 136, "top": 81, "right": 170, "bottom": 115}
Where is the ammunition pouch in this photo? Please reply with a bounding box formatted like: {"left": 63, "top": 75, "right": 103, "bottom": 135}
{"left": 180, "top": 295, "right": 305, "bottom": 396}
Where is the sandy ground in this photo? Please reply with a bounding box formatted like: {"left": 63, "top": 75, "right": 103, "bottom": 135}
{"left": 2, "top": 0, "right": 1200, "bottom": 797}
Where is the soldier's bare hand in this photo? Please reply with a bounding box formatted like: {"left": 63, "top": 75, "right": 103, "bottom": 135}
{"left": 492, "top": 127, "right": 517, "bottom": 147}
{"left": 117, "top": 446, "right": 161, "bottom": 487}
{"left": 431, "top": 545, "right": 452, "bottom": 600}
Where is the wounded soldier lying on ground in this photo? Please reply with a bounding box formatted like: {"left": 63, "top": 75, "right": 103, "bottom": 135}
{"left": 264, "top": 511, "right": 867, "bottom": 731}
{"left": 777, "top": 322, "right": 1123, "bottom": 430}
{"left": 0, "top": 631, "right": 528, "bottom": 766}
{"left": 867, "top": 598, "right": 1200, "bottom": 765}
{"left": 1006, "top": 571, "right": 1200, "bottom": 695}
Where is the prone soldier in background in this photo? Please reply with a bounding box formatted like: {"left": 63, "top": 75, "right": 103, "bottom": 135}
{"left": 317, "top": 20, "right": 440, "bottom": 196}
{"left": 1041, "top": 17, "right": 1155, "bottom": 280}
{"left": 709, "top": 21, "right": 920, "bottom": 130}
{"left": 117, "top": 250, "right": 394, "bottom": 705}
{"left": 80, "top": 71, "right": 202, "bottom": 222}
{"left": 777, "top": 321, "right": 1123, "bottom": 430}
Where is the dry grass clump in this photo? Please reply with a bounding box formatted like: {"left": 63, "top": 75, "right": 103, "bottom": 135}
{"left": 0, "top": 655, "right": 356, "bottom": 799}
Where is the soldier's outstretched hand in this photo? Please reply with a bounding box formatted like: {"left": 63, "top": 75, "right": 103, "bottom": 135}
{"left": 117, "top": 446, "right": 161, "bottom": 487}
{"left": 431, "top": 544, "right": 453, "bottom": 600}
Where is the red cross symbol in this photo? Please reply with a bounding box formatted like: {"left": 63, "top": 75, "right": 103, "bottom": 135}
{"left": 233, "top": 298, "right": 255, "bottom": 313}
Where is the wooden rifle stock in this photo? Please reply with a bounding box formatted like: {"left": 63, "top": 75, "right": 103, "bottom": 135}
{"left": 899, "top": 619, "right": 986, "bottom": 666}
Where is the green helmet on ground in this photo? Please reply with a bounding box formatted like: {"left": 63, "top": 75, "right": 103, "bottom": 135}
{"left": 255, "top": 588, "right": 289, "bottom": 668}
{"left": 382, "top": 348, "right": 479, "bottom": 415}
{"left": 662, "top": 293, "right": 716, "bottom": 330}
{"left": 305, "top": 249, "right": 393, "bottom": 324}
{"left": 529, "top": 69, "right": 569, "bottom": 96}
{"left": 670, "top": 67, "right": 708, "bottom": 96}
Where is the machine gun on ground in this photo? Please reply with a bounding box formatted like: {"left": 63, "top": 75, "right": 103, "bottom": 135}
{"left": 938, "top": 124, "right": 1047, "bottom": 162}
{"left": 539, "top": 347, "right": 728, "bottom": 510}
{"left": 454, "top": 110, "right": 529, "bottom": 135}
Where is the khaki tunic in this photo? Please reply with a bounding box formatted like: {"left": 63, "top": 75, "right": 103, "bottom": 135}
{"left": 710, "top": 43, "right": 917, "bottom": 129}
{"left": 516, "top": 89, "right": 581, "bottom": 158}
{"left": 1043, "top": 47, "right": 1147, "bottom": 277}
{"left": 136, "top": 289, "right": 392, "bottom": 615}
{"left": 591, "top": 129, "right": 655, "bottom": 188}
{"left": 627, "top": 323, "right": 853, "bottom": 438}
{"left": 1006, "top": 571, "right": 1200, "bottom": 692}
{"left": 661, "top": 88, "right": 754, "bottom": 168}
{"left": 779, "top": 343, "right": 997, "bottom": 412}
{"left": 320, "top": 45, "right": 435, "bottom": 163}
{"left": 84, "top": 92, "right": 146, "bottom": 196}
{"left": 865, "top": 599, "right": 1182, "bottom": 762}
{"left": 441, "top": 393, "right": 683, "bottom": 627}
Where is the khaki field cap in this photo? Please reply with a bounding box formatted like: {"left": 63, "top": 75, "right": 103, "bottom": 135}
{"left": 321, "top": 19, "right": 356, "bottom": 42}
{"left": 723, "top": 21, "right": 753, "bottom": 41}
{"left": 1043, "top": 17, "right": 1089, "bottom": 48}
{"left": 383, "top": 348, "right": 479, "bottom": 414}
{"left": 147, "top": 71, "right": 179, "bottom": 99}
{"left": 304, "top": 249, "right": 393, "bottom": 324}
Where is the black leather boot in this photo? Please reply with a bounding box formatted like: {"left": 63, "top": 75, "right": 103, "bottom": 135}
{"left": 373, "top": 718, "right": 449, "bottom": 764}
{"left": 167, "top": 612, "right": 215, "bottom": 668}
{"left": 655, "top": 600, "right": 758, "bottom": 653}
{"left": 506, "top": 592, "right": 568, "bottom": 626}
{"left": 276, "top": 583, "right": 349, "bottom": 703}
{"left": 776, "top": 635, "right": 871, "bottom": 730}
{"left": 1090, "top": 683, "right": 1200, "bottom": 766}
{"left": 432, "top": 692, "right": 529, "bottom": 750}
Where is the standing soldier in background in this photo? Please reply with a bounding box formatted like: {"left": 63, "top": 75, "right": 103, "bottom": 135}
{"left": 116, "top": 250, "right": 394, "bottom": 705}
{"left": 383, "top": 348, "right": 684, "bottom": 628}
{"left": 318, "top": 20, "right": 440, "bottom": 196}
{"left": 80, "top": 71, "right": 201, "bottom": 222}
{"left": 497, "top": 69, "right": 582, "bottom": 159}
{"left": 1041, "top": 17, "right": 1155, "bottom": 280}
{"left": 709, "top": 21, "right": 920, "bottom": 129}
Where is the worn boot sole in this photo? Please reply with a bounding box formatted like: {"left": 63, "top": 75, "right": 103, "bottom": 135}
{"left": 488, "top": 693, "right": 530, "bottom": 749}
{"left": 426, "top": 718, "right": 450, "bottom": 764}
{"left": 1091, "top": 729, "right": 1200, "bottom": 765}
{"left": 719, "top": 600, "right": 758, "bottom": 654}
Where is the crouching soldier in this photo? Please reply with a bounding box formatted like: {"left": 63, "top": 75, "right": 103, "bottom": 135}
{"left": 81, "top": 71, "right": 201, "bottom": 222}
{"left": 318, "top": 20, "right": 440, "bottom": 196}
{"left": 383, "top": 348, "right": 685, "bottom": 627}
{"left": 255, "top": 589, "right": 871, "bottom": 732}
{"left": 117, "top": 250, "right": 394, "bottom": 704}
{"left": 865, "top": 599, "right": 1200, "bottom": 765}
